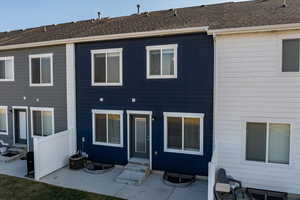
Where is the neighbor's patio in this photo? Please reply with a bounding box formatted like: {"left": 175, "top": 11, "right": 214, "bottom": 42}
{"left": 0, "top": 159, "right": 208, "bottom": 200}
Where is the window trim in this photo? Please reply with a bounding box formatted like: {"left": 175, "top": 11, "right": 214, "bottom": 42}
{"left": 163, "top": 112, "right": 204, "bottom": 156}
{"left": 146, "top": 44, "right": 178, "bottom": 79}
{"left": 30, "top": 107, "right": 55, "bottom": 137}
{"left": 29, "top": 53, "right": 54, "bottom": 87}
{"left": 281, "top": 39, "right": 300, "bottom": 73}
{"left": 91, "top": 48, "right": 123, "bottom": 86}
{"left": 0, "top": 106, "right": 8, "bottom": 135}
{"left": 92, "top": 109, "right": 124, "bottom": 147}
{"left": 0, "top": 56, "right": 14, "bottom": 82}
{"left": 243, "top": 120, "right": 292, "bottom": 166}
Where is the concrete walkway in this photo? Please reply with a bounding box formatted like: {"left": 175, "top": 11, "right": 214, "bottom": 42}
{"left": 41, "top": 167, "right": 208, "bottom": 200}
{"left": 0, "top": 160, "right": 208, "bottom": 200}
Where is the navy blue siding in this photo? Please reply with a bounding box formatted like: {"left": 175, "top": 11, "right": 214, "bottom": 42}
{"left": 76, "top": 33, "right": 214, "bottom": 176}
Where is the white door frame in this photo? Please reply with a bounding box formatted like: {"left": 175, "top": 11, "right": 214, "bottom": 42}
{"left": 12, "top": 106, "right": 29, "bottom": 151}
{"left": 127, "top": 110, "right": 152, "bottom": 169}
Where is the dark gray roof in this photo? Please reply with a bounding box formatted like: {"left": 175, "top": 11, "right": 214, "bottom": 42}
{"left": 0, "top": 0, "right": 300, "bottom": 47}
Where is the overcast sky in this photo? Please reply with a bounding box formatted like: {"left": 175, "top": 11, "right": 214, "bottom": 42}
{"left": 0, "top": 0, "right": 246, "bottom": 32}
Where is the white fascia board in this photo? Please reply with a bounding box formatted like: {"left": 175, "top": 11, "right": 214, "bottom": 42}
{"left": 0, "top": 26, "right": 209, "bottom": 51}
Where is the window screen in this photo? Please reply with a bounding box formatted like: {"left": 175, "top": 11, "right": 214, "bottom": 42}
{"left": 282, "top": 40, "right": 299, "bottom": 72}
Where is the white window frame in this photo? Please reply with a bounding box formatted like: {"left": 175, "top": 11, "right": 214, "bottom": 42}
{"left": 91, "top": 48, "right": 123, "bottom": 86}
{"left": 163, "top": 112, "right": 204, "bottom": 155}
{"left": 243, "top": 120, "right": 292, "bottom": 166}
{"left": 29, "top": 53, "right": 53, "bottom": 87}
{"left": 146, "top": 44, "right": 178, "bottom": 79}
{"left": 30, "top": 107, "right": 55, "bottom": 137}
{"left": 0, "top": 56, "right": 14, "bottom": 82}
{"left": 92, "top": 109, "right": 124, "bottom": 147}
{"left": 0, "top": 106, "right": 8, "bottom": 135}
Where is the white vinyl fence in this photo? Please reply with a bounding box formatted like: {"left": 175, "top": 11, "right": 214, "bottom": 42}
{"left": 208, "top": 147, "right": 218, "bottom": 200}
{"left": 33, "top": 129, "right": 75, "bottom": 180}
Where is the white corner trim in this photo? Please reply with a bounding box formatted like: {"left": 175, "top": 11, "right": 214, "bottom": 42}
{"left": 0, "top": 56, "right": 14, "bottom": 82}
{"left": 0, "top": 106, "right": 8, "bottom": 135}
{"left": 92, "top": 109, "right": 124, "bottom": 147}
{"left": 29, "top": 53, "right": 54, "bottom": 87}
{"left": 0, "top": 27, "right": 209, "bottom": 51}
{"left": 163, "top": 112, "right": 204, "bottom": 156}
{"left": 208, "top": 23, "right": 300, "bottom": 36}
{"left": 146, "top": 44, "right": 178, "bottom": 79}
{"left": 91, "top": 48, "right": 123, "bottom": 86}
{"left": 66, "top": 43, "right": 77, "bottom": 155}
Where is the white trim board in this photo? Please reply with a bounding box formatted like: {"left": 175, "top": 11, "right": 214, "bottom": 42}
{"left": 12, "top": 106, "right": 30, "bottom": 151}
{"left": 0, "top": 27, "right": 208, "bottom": 51}
{"left": 126, "top": 110, "right": 153, "bottom": 170}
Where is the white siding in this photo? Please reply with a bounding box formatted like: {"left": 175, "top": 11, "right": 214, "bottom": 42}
{"left": 215, "top": 30, "right": 300, "bottom": 194}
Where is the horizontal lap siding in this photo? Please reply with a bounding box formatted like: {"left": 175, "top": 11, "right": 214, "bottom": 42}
{"left": 0, "top": 46, "right": 67, "bottom": 149}
{"left": 76, "top": 33, "right": 214, "bottom": 175}
{"left": 215, "top": 31, "right": 300, "bottom": 194}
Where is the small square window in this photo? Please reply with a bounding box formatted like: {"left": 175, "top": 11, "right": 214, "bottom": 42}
{"left": 147, "top": 44, "right": 177, "bottom": 79}
{"left": 92, "top": 110, "right": 123, "bottom": 147}
{"left": 0, "top": 57, "right": 14, "bottom": 81}
{"left": 282, "top": 39, "right": 300, "bottom": 72}
{"left": 29, "top": 54, "right": 53, "bottom": 86}
{"left": 91, "top": 48, "right": 123, "bottom": 86}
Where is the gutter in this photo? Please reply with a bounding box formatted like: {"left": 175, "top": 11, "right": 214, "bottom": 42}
{"left": 207, "top": 23, "right": 300, "bottom": 36}
{"left": 0, "top": 26, "right": 208, "bottom": 51}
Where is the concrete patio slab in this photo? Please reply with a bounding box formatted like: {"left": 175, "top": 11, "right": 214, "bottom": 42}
{"left": 0, "top": 159, "right": 27, "bottom": 178}
{"left": 41, "top": 166, "right": 208, "bottom": 200}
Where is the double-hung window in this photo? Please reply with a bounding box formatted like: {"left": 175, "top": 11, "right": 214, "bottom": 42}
{"left": 164, "top": 112, "right": 204, "bottom": 155}
{"left": 0, "top": 57, "right": 14, "bottom": 81}
{"left": 91, "top": 48, "right": 123, "bottom": 86}
{"left": 29, "top": 54, "right": 53, "bottom": 86}
{"left": 282, "top": 39, "right": 300, "bottom": 72}
{"left": 92, "top": 110, "right": 123, "bottom": 147}
{"left": 246, "top": 122, "right": 290, "bottom": 164}
{"left": 146, "top": 44, "right": 178, "bottom": 79}
{"left": 31, "top": 107, "right": 54, "bottom": 137}
{"left": 0, "top": 106, "right": 8, "bottom": 135}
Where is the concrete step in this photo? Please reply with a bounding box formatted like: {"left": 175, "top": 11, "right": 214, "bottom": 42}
{"left": 125, "top": 163, "right": 149, "bottom": 173}
{"left": 116, "top": 162, "right": 150, "bottom": 185}
{"left": 128, "top": 158, "right": 149, "bottom": 166}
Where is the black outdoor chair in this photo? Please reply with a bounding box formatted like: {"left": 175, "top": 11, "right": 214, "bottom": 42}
{"left": 214, "top": 168, "right": 252, "bottom": 200}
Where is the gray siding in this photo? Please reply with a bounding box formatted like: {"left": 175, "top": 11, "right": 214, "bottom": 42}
{"left": 0, "top": 45, "right": 67, "bottom": 149}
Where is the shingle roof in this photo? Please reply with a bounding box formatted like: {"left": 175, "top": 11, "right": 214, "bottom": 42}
{"left": 0, "top": 0, "right": 300, "bottom": 47}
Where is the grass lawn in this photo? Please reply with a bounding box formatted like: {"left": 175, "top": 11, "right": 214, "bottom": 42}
{"left": 0, "top": 174, "right": 124, "bottom": 200}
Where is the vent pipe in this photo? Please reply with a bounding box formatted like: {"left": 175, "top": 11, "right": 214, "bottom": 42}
{"left": 97, "top": 12, "right": 102, "bottom": 19}
{"left": 137, "top": 4, "right": 141, "bottom": 14}
{"left": 282, "top": 0, "right": 287, "bottom": 7}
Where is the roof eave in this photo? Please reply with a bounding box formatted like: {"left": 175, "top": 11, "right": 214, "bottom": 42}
{"left": 208, "top": 23, "right": 300, "bottom": 36}
{"left": 0, "top": 26, "right": 209, "bottom": 51}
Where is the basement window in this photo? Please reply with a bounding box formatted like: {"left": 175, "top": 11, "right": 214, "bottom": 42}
{"left": 282, "top": 39, "right": 300, "bottom": 72}
{"left": 0, "top": 57, "right": 14, "bottom": 81}
{"left": 31, "top": 107, "right": 54, "bottom": 137}
{"left": 29, "top": 54, "right": 53, "bottom": 86}
{"left": 146, "top": 44, "right": 178, "bottom": 79}
{"left": 164, "top": 112, "right": 204, "bottom": 155}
